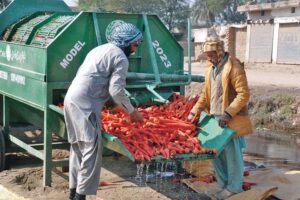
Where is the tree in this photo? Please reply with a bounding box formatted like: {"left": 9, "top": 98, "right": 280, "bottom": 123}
{"left": 219, "top": 0, "right": 247, "bottom": 23}
{"left": 159, "top": 0, "right": 190, "bottom": 31}
{"left": 77, "top": 0, "right": 106, "bottom": 11}
{"left": 77, "top": 0, "right": 190, "bottom": 32}
{"left": 191, "top": 0, "right": 215, "bottom": 26}
{"left": 191, "top": 0, "right": 247, "bottom": 25}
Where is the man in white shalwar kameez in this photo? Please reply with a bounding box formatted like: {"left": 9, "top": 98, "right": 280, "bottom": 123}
{"left": 64, "top": 20, "right": 144, "bottom": 200}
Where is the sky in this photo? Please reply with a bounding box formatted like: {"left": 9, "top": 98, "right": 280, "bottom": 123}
{"left": 63, "top": 0, "right": 78, "bottom": 7}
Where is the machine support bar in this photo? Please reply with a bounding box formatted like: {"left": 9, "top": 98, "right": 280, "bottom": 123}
{"left": 124, "top": 89, "right": 140, "bottom": 106}
{"left": 146, "top": 85, "right": 169, "bottom": 104}
{"left": 92, "top": 12, "right": 102, "bottom": 45}
{"left": 142, "top": 15, "right": 161, "bottom": 85}
{"left": 3, "top": 96, "right": 9, "bottom": 134}
{"left": 8, "top": 135, "right": 44, "bottom": 160}
{"left": 43, "top": 109, "right": 52, "bottom": 186}
{"left": 52, "top": 159, "right": 69, "bottom": 167}
{"left": 186, "top": 18, "right": 192, "bottom": 85}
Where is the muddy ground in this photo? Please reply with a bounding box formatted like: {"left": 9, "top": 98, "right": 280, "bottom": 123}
{"left": 0, "top": 62, "right": 299, "bottom": 200}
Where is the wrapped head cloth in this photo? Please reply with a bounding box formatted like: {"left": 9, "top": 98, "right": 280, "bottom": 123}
{"left": 106, "top": 20, "right": 143, "bottom": 48}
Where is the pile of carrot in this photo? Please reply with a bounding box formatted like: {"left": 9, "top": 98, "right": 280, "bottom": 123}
{"left": 101, "top": 93, "right": 217, "bottom": 161}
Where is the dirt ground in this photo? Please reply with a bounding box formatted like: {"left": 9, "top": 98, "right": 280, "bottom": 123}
{"left": 0, "top": 152, "right": 211, "bottom": 200}
{"left": 0, "top": 62, "right": 300, "bottom": 200}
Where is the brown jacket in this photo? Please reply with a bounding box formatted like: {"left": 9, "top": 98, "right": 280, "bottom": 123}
{"left": 191, "top": 56, "right": 253, "bottom": 137}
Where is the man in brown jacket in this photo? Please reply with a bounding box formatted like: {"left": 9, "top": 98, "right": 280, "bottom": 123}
{"left": 188, "top": 36, "right": 252, "bottom": 199}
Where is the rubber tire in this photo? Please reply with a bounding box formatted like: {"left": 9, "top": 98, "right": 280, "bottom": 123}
{"left": 0, "top": 128, "right": 6, "bottom": 171}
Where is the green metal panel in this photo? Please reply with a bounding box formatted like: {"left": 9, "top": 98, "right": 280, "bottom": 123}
{"left": 197, "top": 112, "right": 236, "bottom": 157}
{"left": 8, "top": 98, "right": 44, "bottom": 127}
{"left": 47, "top": 12, "right": 97, "bottom": 82}
{"left": 0, "top": 0, "right": 71, "bottom": 35}
{"left": 0, "top": 42, "right": 47, "bottom": 77}
{"left": 145, "top": 15, "right": 184, "bottom": 75}
{"left": 0, "top": 64, "right": 46, "bottom": 108}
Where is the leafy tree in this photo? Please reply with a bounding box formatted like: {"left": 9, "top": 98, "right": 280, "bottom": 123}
{"left": 77, "top": 0, "right": 190, "bottom": 32}
{"left": 191, "top": 0, "right": 215, "bottom": 26}
{"left": 191, "top": 0, "right": 247, "bottom": 25}
{"left": 77, "top": 0, "right": 106, "bottom": 11}
{"left": 159, "top": 0, "right": 190, "bottom": 31}
{"left": 219, "top": 0, "right": 247, "bottom": 23}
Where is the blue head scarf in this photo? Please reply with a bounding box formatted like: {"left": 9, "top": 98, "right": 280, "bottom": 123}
{"left": 106, "top": 20, "right": 143, "bottom": 48}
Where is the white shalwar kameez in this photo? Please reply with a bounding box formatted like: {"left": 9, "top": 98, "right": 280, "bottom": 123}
{"left": 64, "top": 43, "right": 134, "bottom": 195}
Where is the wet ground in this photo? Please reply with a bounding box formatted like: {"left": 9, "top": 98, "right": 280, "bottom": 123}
{"left": 245, "top": 131, "right": 300, "bottom": 169}
{"left": 1, "top": 129, "right": 300, "bottom": 200}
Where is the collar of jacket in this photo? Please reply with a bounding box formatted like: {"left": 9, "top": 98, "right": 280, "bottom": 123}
{"left": 205, "top": 54, "right": 234, "bottom": 111}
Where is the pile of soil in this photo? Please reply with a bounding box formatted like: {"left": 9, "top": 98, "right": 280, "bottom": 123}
{"left": 13, "top": 168, "right": 43, "bottom": 191}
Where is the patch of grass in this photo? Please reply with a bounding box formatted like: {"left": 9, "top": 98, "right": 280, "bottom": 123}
{"left": 250, "top": 93, "right": 298, "bottom": 133}
{"left": 280, "top": 105, "right": 294, "bottom": 116}
{"left": 272, "top": 94, "right": 295, "bottom": 108}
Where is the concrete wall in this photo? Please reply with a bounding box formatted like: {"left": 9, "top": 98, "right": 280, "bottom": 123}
{"left": 178, "top": 41, "right": 195, "bottom": 57}
{"left": 249, "top": 7, "right": 300, "bottom": 20}
{"left": 228, "top": 27, "right": 247, "bottom": 63}
{"left": 192, "top": 28, "right": 209, "bottom": 43}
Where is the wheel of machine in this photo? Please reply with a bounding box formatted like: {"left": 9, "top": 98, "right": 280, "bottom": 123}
{"left": 0, "top": 127, "right": 6, "bottom": 171}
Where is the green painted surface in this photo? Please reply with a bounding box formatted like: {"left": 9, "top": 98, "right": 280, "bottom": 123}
{"left": 0, "top": 64, "right": 46, "bottom": 108}
{"left": 47, "top": 12, "right": 97, "bottom": 82}
{"left": 197, "top": 111, "right": 236, "bottom": 157}
{"left": 0, "top": 42, "right": 47, "bottom": 76}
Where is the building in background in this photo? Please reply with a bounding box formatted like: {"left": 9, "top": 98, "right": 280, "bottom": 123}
{"left": 238, "top": 0, "right": 300, "bottom": 65}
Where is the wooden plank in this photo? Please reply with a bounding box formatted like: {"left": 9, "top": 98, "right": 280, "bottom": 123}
{"left": 183, "top": 160, "right": 213, "bottom": 178}
{"left": 183, "top": 181, "right": 278, "bottom": 200}
{"left": 227, "top": 187, "right": 278, "bottom": 200}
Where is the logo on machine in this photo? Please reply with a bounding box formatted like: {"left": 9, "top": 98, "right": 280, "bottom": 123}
{"left": 60, "top": 41, "right": 86, "bottom": 69}
{"left": 6, "top": 45, "right": 11, "bottom": 62}
{"left": 0, "top": 45, "right": 26, "bottom": 63}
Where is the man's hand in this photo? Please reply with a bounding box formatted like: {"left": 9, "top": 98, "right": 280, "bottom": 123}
{"left": 187, "top": 112, "right": 199, "bottom": 124}
{"left": 129, "top": 109, "right": 144, "bottom": 122}
{"left": 218, "top": 112, "right": 231, "bottom": 128}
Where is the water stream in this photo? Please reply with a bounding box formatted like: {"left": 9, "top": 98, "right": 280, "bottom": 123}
{"left": 244, "top": 132, "right": 300, "bottom": 168}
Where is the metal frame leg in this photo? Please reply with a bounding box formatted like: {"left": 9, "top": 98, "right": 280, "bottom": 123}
{"left": 43, "top": 109, "right": 52, "bottom": 186}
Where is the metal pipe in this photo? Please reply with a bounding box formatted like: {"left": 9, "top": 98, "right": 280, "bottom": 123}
{"left": 186, "top": 17, "right": 192, "bottom": 85}
{"left": 127, "top": 72, "right": 204, "bottom": 82}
